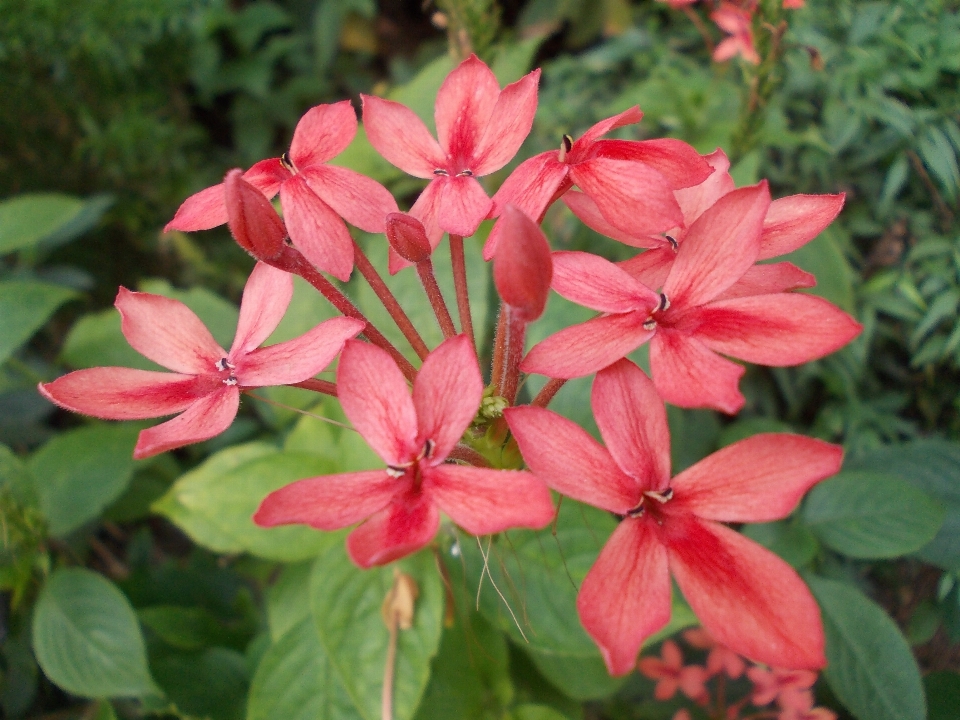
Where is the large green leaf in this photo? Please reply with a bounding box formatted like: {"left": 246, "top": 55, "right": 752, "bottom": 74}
{"left": 266, "top": 561, "right": 313, "bottom": 642}
{"left": 32, "top": 568, "right": 157, "bottom": 698}
{"left": 153, "top": 443, "right": 336, "bottom": 561}
{"left": 310, "top": 544, "right": 444, "bottom": 720}
{"left": 151, "top": 646, "right": 247, "bottom": 720}
{"left": 808, "top": 575, "right": 925, "bottom": 720}
{"left": 780, "top": 227, "right": 855, "bottom": 312}
{"left": 0, "top": 194, "right": 82, "bottom": 255}
{"left": 803, "top": 470, "right": 944, "bottom": 559}
{"left": 0, "top": 281, "right": 77, "bottom": 364}
{"left": 29, "top": 425, "right": 140, "bottom": 536}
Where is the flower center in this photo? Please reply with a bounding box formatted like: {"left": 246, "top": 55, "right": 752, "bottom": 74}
{"left": 385, "top": 439, "right": 437, "bottom": 481}
{"left": 642, "top": 293, "right": 671, "bottom": 330}
{"left": 215, "top": 357, "right": 237, "bottom": 386}
{"left": 557, "top": 134, "right": 574, "bottom": 163}
{"left": 280, "top": 152, "right": 297, "bottom": 173}
{"left": 626, "top": 487, "right": 674, "bottom": 517}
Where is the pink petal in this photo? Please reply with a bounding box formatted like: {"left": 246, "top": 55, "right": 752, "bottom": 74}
{"left": 759, "top": 194, "right": 845, "bottom": 260}
{"left": 664, "top": 515, "right": 826, "bottom": 669}
{"left": 619, "top": 248, "right": 678, "bottom": 290}
{"left": 577, "top": 517, "right": 671, "bottom": 676}
{"left": 300, "top": 164, "right": 398, "bottom": 233}
{"left": 230, "top": 262, "right": 293, "bottom": 357}
{"left": 663, "top": 183, "right": 770, "bottom": 310}
{"left": 437, "top": 175, "right": 493, "bottom": 237}
{"left": 671, "top": 434, "right": 843, "bottom": 522}
{"left": 242, "top": 158, "right": 290, "bottom": 198}
{"left": 712, "top": 37, "right": 741, "bottom": 63}
{"left": 235, "top": 316, "right": 364, "bottom": 387}
{"left": 280, "top": 174, "right": 354, "bottom": 282}
{"left": 593, "top": 360, "right": 671, "bottom": 491}
{"left": 562, "top": 191, "right": 663, "bottom": 249}
{"left": 694, "top": 294, "right": 862, "bottom": 366}
{"left": 472, "top": 69, "right": 541, "bottom": 176}
{"left": 521, "top": 312, "right": 655, "bottom": 379}
{"left": 289, "top": 100, "right": 357, "bottom": 168}
{"left": 224, "top": 170, "right": 286, "bottom": 260}
{"left": 337, "top": 339, "right": 417, "bottom": 466}
{"left": 346, "top": 492, "right": 439, "bottom": 568}
{"left": 435, "top": 54, "right": 501, "bottom": 161}
{"left": 571, "top": 158, "right": 682, "bottom": 237}
{"left": 424, "top": 465, "right": 554, "bottom": 535}
{"left": 385, "top": 212, "right": 432, "bottom": 264}
{"left": 505, "top": 406, "right": 639, "bottom": 513}
{"left": 116, "top": 288, "right": 225, "bottom": 375}
{"left": 409, "top": 178, "right": 446, "bottom": 249}
{"left": 133, "top": 386, "right": 240, "bottom": 458}
{"left": 649, "top": 330, "right": 745, "bottom": 414}
{"left": 571, "top": 106, "right": 644, "bottom": 154}
{"left": 38, "top": 368, "right": 217, "bottom": 420}
{"left": 593, "top": 138, "right": 714, "bottom": 189}
{"left": 552, "top": 251, "right": 659, "bottom": 313}
{"left": 494, "top": 206, "right": 553, "bottom": 322}
{"left": 361, "top": 95, "right": 446, "bottom": 179}
{"left": 165, "top": 184, "right": 228, "bottom": 233}
{"left": 413, "top": 335, "right": 483, "bottom": 463}
{"left": 673, "top": 149, "right": 735, "bottom": 227}
{"left": 713, "top": 262, "right": 815, "bottom": 301}
{"left": 253, "top": 470, "right": 399, "bottom": 529}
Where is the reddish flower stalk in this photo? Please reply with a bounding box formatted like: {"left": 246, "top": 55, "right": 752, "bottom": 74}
{"left": 287, "top": 378, "right": 338, "bottom": 396}
{"left": 531, "top": 377, "right": 566, "bottom": 408}
{"left": 449, "top": 234, "right": 475, "bottom": 351}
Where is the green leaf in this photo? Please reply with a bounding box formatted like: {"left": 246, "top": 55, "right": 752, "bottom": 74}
{"left": 29, "top": 425, "right": 140, "bottom": 537}
{"left": 925, "top": 671, "right": 960, "bottom": 720}
{"left": 0, "top": 281, "right": 77, "bottom": 364}
{"left": 32, "top": 568, "right": 157, "bottom": 698}
{"left": 153, "top": 444, "right": 336, "bottom": 561}
{"left": 310, "top": 544, "right": 444, "bottom": 720}
{"left": 492, "top": 36, "right": 547, "bottom": 84}
{"left": 506, "top": 705, "right": 573, "bottom": 720}
{"left": 139, "top": 605, "right": 245, "bottom": 651}
{"left": 266, "top": 561, "right": 313, "bottom": 643}
{"left": 151, "top": 647, "right": 247, "bottom": 720}
{"left": 803, "top": 471, "right": 943, "bottom": 559}
{"left": 808, "top": 576, "right": 925, "bottom": 720}
{"left": 741, "top": 519, "right": 820, "bottom": 568}
{"left": 0, "top": 193, "right": 83, "bottom": 255}
{"left": 779, "top": 227, "right": 855, "bottom": 312}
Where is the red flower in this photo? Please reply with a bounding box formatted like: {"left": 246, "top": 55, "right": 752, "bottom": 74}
{"left": 712, "top": 3, "right": 760, "bottom": 64}
{"left": 506, "top": 359, "right": 840, "bottom": 675}
{"left": 683, "top": 627, "right": 746, "bottom": 679}
{"left": 254, "top": 335, "right": 555, "bottom": 568}
{"left": 747, "top": 666, "right": 818, "bottom": 708}
{"left": 637, "top": 639, "right": 709, "bottom": 702}
{"left": 165, "top": 101, "right": 397, "bottom": 281}
{"left": 39, "top": 264, "right": 364, "bottom": 458}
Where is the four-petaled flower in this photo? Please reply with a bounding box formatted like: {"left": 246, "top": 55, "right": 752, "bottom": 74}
{"left": 637, "top": 639, "right": 709, "bottom": 702}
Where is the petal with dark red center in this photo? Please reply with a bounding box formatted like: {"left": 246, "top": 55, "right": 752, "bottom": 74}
{"left": 759, "top": 193, "right": 845, "bottom": 260}
{"left": 713, "top": 262, "right": 815, "bottom": 301}
{"left": 562, "top": 191, "right": 663, "bottom": 249}
{"left": 521, "top": 312, "right": 655, "bottom": 379}
{"left": 494, "top": 206, "right": 553, "bottom": 322}
{"left": 361, "top": 95, "right": 446, "bottom": 179}
{"left": 577, "top": 517, "right": 671, "bottom": 676}
{"left": 301, "top": 164, "right": 398, "bottom": 233}
{"left": 337, "top": 339, "right": 417, "bottom": 466}
{"left": 505, "top": 406, "right": 639, "bottom": 513}
{"left": 694, "top": 294, "right": 862, "bottom": 366}
{"left": 437, "top": 175, "right": 492, "bottom": 237}
{"left": 39, "top": 369, "right": 215, "bottom": 420}
{"left": 280, "top": 175, "right": 354, "bottom": 282}
{"left": 571, "top": 159, "right": 682, "bottom": 237}
{"left": 289, "top": 100, "right": 357, "bottom": 168}
{"left": 133, "top": 386, "right": 240, "bottom": 459}
{"left": 435, "top": 54, "right": 500, "bottom": 160}
{"left": 619, "top": 248, "right": 677, "bottom": 290}
{"left": 593, "top": 139, "right": 714, "bottom": 189}
{"left": 552, "top": 251, "right": 659, "bottom": 314}
{"left": 472, "top": 69, "right": 541, "bottom": 176}
{"left": 165, "top": 184, "right": 228, "bottom": 232}
{"left": 664, "top": 515, "right": 826, "bottom": 669}
{"left": 673, "top": 149, "right": 735, "bottom": 227}
{"left": 571, "top": 106, "right": 644, "bottom": 154}
{"left": 253, "top": 470, "right": 400, "bottom": 529}
{"left": 670, "top": 434, "right": 843, "bottom": 522}
{"left": 593, "top": 360, "right": 671, "bottom": 490}
{"left": 116, "top": 288, "right": 225, "bottom": 375}
{"left": 649, "top": 330, "right": 745, "bottom": 414}
{"left": 663, "top": 183, "right": 770, "bottom": 309}
{"left": 235, "top": 316, "right": 364, "bottom": 387}
{"left": 413, "top": 335, "right": 482, "bottom": 462}
{"left": 346, "top": 493, "right": 439, "bottom": 568}
{"left": 230, "top": 263, "right": 293, "bottom": 357}
{"left": 424, "top": 465, "right": 554, "bottom": 535}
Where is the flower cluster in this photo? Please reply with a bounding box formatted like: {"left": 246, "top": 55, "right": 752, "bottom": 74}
{"left": 39, "top": 54, "right": 859, "bottom": 680}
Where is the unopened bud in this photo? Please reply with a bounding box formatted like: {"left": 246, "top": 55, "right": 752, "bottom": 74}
{"left": 493, "top": 205, "right": 553, "bottom": 322}
{"left": 381, "top": 568, "right": 419, "bottom": 630}
{"left": 224, "top": 169, "right": 286, "bottom": 260}
{"left": 385, "top": 212, "right": 432, "bottom": 264}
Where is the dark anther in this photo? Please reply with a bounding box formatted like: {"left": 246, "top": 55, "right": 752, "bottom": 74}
{"left": 665, "top": 235, "right": 678, "bottom": 250}
{"left": 643, "top": 318, "right": 657, "bottom": 331}
{"left": 284, "top": 236, "right": 294, "bottom": 246}
{"left": 645, "top": 487, "right": 673, "bottom": 504}
{"left": 657, "top": 293, "right": 670, "bottom": 312}
{"left": 386, "top": 465, "right": 407, "bottom": 479}
{"left": 627, "top": 500, "right": 645, "bottom": 518}
{"left": 215, "top": 357, "right": 235, "bottom": 372}
{"left": 433, "top": 169, "right": 449, "bottom": 176}
{"left": 562, "top": 134, "right": 573, "bottom": 152}
{"left": 223, "top": 376, "right": 238, "bottom": 386}
{"left": 423, "top": 439, "right": 436, "bottom": 459}
{"left": 280, "top": 152, "right": 294, "bottom": 171}
{"left": 456, "top": 169, "right": 474, "bottom": 177}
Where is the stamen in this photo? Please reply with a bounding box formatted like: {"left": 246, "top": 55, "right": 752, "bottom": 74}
{"left": 658, "top": 293, "right": 670, "bottom": 312}
{"left": 423, "top": 439, "right": 436, "bottom": 459}
{"left": 665, "top": 235, "right": 678, "bottom": 250}
{"left": 433, "top": 169, "right": 449, "bottom": 176}
{"left": 456, "top": 169, "right": 473, "bottom": 177}
{"left": 215, "top": 357, "right": 235, "bottom": 371}
{"left": 280, "top": 152, "right": 294, "bottom": 172}
{"left": 223, "top": 376, "right": 238, "bottom": 386}
{"left": 386, "top": 465, "right": 407, "bottom": 479}
{"left": 644, "top": 487, "right": 673, "bottom": 504}
{"left": 627, "top": 500, "right": 645, "bottom": 517}
{"left": 643, "top": 318, "right": 657, "bottom": 331}
{"left": 558, "top": 134, "right": 574, "bottom": 162}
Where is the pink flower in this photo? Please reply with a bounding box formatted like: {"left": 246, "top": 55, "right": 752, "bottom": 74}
{"left": 683, "top": 627, "right": 746, "bottom": 679}
{"left": 637, "top": 639, "right": 709, "bottom": 702}
{"left": 362, "top": 55, "right": 540, "bottom": 262}
{"left": 254, "top": 335, "right": 555, "bottom": 568}
{"left": 783, "top": 0, "right": 805, "bottom": 9}
{"left": 506, "top": 359, "right": 840, "bottom": 675}
{"left": 39, "top": 264, "right": 364, "bottom": 459}
{"left": 747, "top": 666, "right": 818, "bottom": 708}
{"left": 165, "top": 101, "right": 398, "bottom": 281}
{"left": 712, "top": 3, "right": 760, "bottom": 64}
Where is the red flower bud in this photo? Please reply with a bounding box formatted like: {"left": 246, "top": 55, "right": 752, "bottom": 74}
{"left": 224, "top": 169, "right": 286, "bottom": 260}
{"left": 385, "top": 212, "right": 432, "bottom": 264}
{"left": 493, "top": 205, "right": 552, "bottom": 322}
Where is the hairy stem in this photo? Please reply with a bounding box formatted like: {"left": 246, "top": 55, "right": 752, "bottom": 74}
{"left": 449, "top": 234, "right": 475, "bottom": 351}
{"left": 416, "top": 260, "right": 457, "bottom": 339}
{"left": 531, "top": 378, "right": 566, "bottom": 408}
{"left": 448, "top": 443, "right": 493, "bottom": 468}
{"left": 288, "top": 378, "right": 338, "bottom": 396}
{"left": 500, "top": 309, "right": 527, "bottom": 404}
{"left": 490, "top": 306, "right": 507, "bottom": 391}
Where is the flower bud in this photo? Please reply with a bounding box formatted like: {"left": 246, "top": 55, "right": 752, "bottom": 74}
{"left": 224, "top": 169, "right": 285, "bottom": 260}
{"left": 493, "top": 205, "right": 553, "bottom": 322}
{"left": 385, "top": 212, "right": 432, "bottom": 264}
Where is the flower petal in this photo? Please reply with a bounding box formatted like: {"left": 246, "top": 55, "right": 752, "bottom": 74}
{"left": 494, "top": 206, "right": 553, "bottom": 322}
{"left": 243, "top": 158, "right": 290, "bottom": 197}
{"left": 280, "top": 174, "right": 355, "bottom": 282}
{"left": 361, "top": 95, "right": 446, "bottom": 179}
{"left": 671, "top": 434, "right": 843, "bottom": 522}
{"left": 230, "top": 263, "right": 293, "bottom": 357}
{"left": 289, "top": 100, "right": 357, "bottom": 168}
{"left": 133, "top": 386, "right": 240, "bottom": 459}
{"left": 593, "top": 360, "right": 671, "bottom": 491}
{"left": 505, "top": 406, "right": 639, "bottom": 513}
{"left": 346, "top": 492, "right": 439, "bottom": 568}
{"left": 713, "top": 262, "right": 815, "bottom": 301}
{"left": 649, "top": 330, "right": 745, "bottom": 414}
{"left": 301, "top": 164, "right": 398, "bottom": 233}
{"left": 472, "top": 69, "right": 541, "bottom": 176}
{"left": 694, "top": 294, "right": 862, "bottom": 366}
{"left": 424, "top": 465, "right": 554, "bottom": 535}
{"left": 577, "top": 517, "right": 671, "bottom": 676}
{"left": 619, "top": 248, "right": 678, "bottom": 290}
{"left": 593, "top": 138, "right": 714, "bottom": 189}
{"left": 409, "top": 178, "right": 446, "bottom": 249}
{"left": 116, "top": 288, "right": 225, "bottom": 375}
{"left": 759, "top": 193, "right": 846, "bottom": 260}
{"left": 562, "top": 191, "right": 663, "bottom": 248}
{"left": 521, "top": 312, "right": 655, "bottom": 379}
{"left": 253, "top": 470, "right": 399, "bottom": 529}
{"left": 673, "top": 148, "right": 735, "bottom": 227}
{"left": 413, "top": 335, "right": 483, "bottom": 462}
{"left": 337, "top": 339, "right": 418, "bottom": 466}
{"left": 435, "top": 54, "right": 501, "bottom": 160}
{"left": 571, "top": 106, "right": 644, "bottom": 154}
{"left": 438, "top": 175, "right": 493, "bottom": 237}
{"left": 224, "top": 170, "right": 286, "bottom": 260}
{"left": 235, "top": 316, "right": 364, "bottom": 387}
{"left": 39, "top": 369, "right": 216, "bottom": 420}
{"left": 552, "top": 251, "right": 660, "bottom": 313}
{"left": 664, "top": 515, "right": 826, "bottom": 669}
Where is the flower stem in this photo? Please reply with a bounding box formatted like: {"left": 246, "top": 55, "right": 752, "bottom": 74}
{"left": 416, "top": 260, "right": 457, "bottom": 339}
{"left": 449, "top": 234, "right": 475, "bottom": 351}
{"left": 490, "top": 305, "right": 507, "bottom": 390}
{"left": 531, "top": 378, "right": 566, "bottom": 408}
{"left": 288, "top": 378, "right": 338, "bottom": 396}
{"left": 447, "top": 444, "right": 492, "bottom": 468}
{"left": 500, "top": 309, "right": 526, "bottom": 404}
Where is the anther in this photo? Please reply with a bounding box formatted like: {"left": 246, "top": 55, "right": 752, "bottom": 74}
{"left": 627, "top": 500, "right": 645, "bottom": 518}
{"left": 643, "top": 318, "right": 657, "bottom": 331}
{"left": 665, "top": 235, "right": 678, "bottom": 250}
{"left": 215, "top": 357, "right": 235, "bottom": 372}
{"left": 456, "top": 169, "right": 473, "bottom": 177}
{"left": 223, "top": 376, "right": 238, "bottom": 386}
{"left": 433, "top": 169, "right": 449, "bottom": 176}
{"left": 423, "top": 439, "right": 436, "bottom": 459}
{"left": 280, "top": 152, "right": 294, "bottom": 172}
{"left": 657, "top": 293, "right": 670, "bottom": 312}
{"left": 558, "top": 134, "right": 573, "bottom": 162}
{"left": 386, "top": 465, "right": 407, "bottom": 479}
{"left": 644, "top": 487, "right": 673, "bottom": 504}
